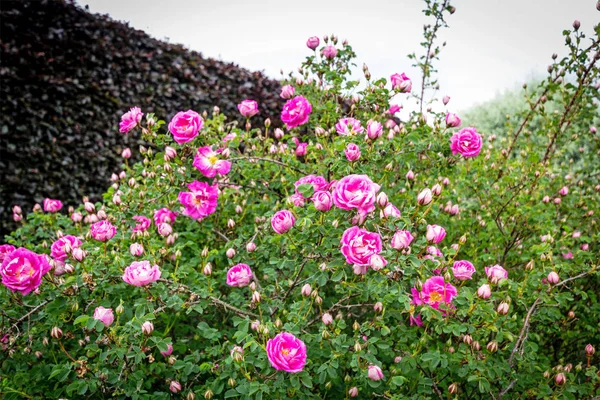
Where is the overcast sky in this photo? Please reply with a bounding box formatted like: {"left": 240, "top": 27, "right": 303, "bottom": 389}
{"left": 79, "top": 0, "right": 598, "bottom": 112}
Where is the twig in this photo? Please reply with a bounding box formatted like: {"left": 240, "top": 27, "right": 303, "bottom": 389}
{"left": 212, "top": 229, "right": 230, "bottom": 242}
{"left": 229, "top": 156, "right": 305, "bottom": 174}
{"left": 7, "top": 299, "right": 50, "bottom": 334}
{"left": 271, "top": 260, "right": 309, "bottom": 316}
{"left": 306, "top": 293, "right": 361, "bottom": 326}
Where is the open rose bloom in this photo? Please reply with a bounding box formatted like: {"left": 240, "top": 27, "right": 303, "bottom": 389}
{"left": 412, "top": 276, "right": 457, "bottom": 313}
{"left": 281, "top": 96, "right": 312, "bottom": 129}
{"left": 226, "top": 264, "right": 253, "bottom": 287}
{"left": 450, "top": 127, "right": 482, "bottom": 158}
{"left": 43, "top": 198, "right": 63, "bottom": 213}
{"left": 452, "top": 260, "right": 475, "bottom": 280}
{"left": 122, "top": 261, "right": 161, "bottom": 286}
{"left": 332, "top": 174, "right": 380, "bottom": 215}
{"left": 193, "top": 146, "right": 232, "bottom": 178}
{"left": 0, "top": 248, "right": 51, "bottom": 295}
{"left": 340, "top": 226, "right": 382, "bottom": 274}
{"left": 168, "top": 110, "right": 203, "bottom": 144}
{"left": 178, "top": 180, "right": 219, "bottom": 220}
{"left": 266, "top": 332, "right": 307, "bottom": 373}
{"left": 271, "top": 210, "right": 296, "bottom": 234}
{"left": 119, "top": 106, "right": 143, "bottom": 133}
{"left": 93, "top": 306, "right": 114, "bottom": 327}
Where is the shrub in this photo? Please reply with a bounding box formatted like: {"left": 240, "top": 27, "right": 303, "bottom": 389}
{"left": 1, "top": 2, "right": 599, "bottom": 399}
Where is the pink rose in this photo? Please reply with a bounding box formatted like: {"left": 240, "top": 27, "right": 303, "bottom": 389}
{"left": 366, "top": 121, "right": 383, "bottom": 140}
{"left": 178, "top": 181, "right": 219, "bottom": 220}
{"left": 281, "top": 96, "right": 312, "bottom": 129}
{"left": 50, "top": 235, "right": 82, "bottom": 262}
{"left": 93, "top": 306, "right": 114, "bottom": 327}
{"left": 369, "top": 254, "right": 387, "bottom": 271}
{"left": 426, "top": 225, "right": 446, "bottom": 244}
{"left": 226, "top": 263, "right": 253, "bottom": 287}
{"left": 452, "top": 260, "right": 475, "bottom": 280}
{"left": 132, "top": 215, "right": 151, "bottom": 233}
{"left": 312, "top": 191, "right": 333, "bottom": 212}
{"left": 390, "top": 73, "right": 412, "bottom": 93}
{"left": 368, "top": 365, "right": 384, "bottom": 381}
{"left": 335, "top": 118, "right": 364, "bottom": 136}
{"left": 266, "top": 332, "right": 307, "bottom": 373}
{"left": 289, "top": 194, "right": 305, "bottom": 207}
{"left": 43, "top": 198, "right": 63, "bottom": 213}
{"left": 130, "top": 243, "right": 144, "bottom": 257}
{"left": 388, "top": 104, "right": 401, "bottom": 114}
{"left": 119, "top": 107, "right": 143, "bottom": 133}
{"left": 412, "top": 276, "right": 457, "bottom": 310}
{"left": 332, "top": 174, "right": 380, "bottom": 214}
{"left": 193, "top": 146, "right": 232, "bottom": 178}
{"left": 559, "top": 186, "right": 569, "bottom": 196}
{"left": 340, "top": 226, "right": 382, "bottom": 267}
{"left": 294, "top": 175, "right": 329, "bottom": 198}
{"left": 445, "top": 113, "right": 461, "bottom": 128}
{"left": 0, "top": 248, "right": 51, "bottom": 295}
{"left": 0, "top": 244, "right": 16, "bottom": 264}
{"left": 280, "top": 85, "right": 295, "bottom": 99}
{"left": 306, "top": 36, "right": 320, "bottom": 50}
{"left": 90, "top": 220, "right": 117, "bottom": 242}
{"left": 121, "top": 148, "right": 132, "bottom": 159}
{"left": 344, "top": 143, "right": 361, "bottom": 161}
{"left": 477, "top": 284, "right": 492, "bottom": 299}
{"left": 321, "top": 45, "right": 337, "bottom": 59}
{"left": 237, "top": 100, "right": 259, "bottom": 118}
{"left": 168, "top": 110, "right": 204, "bottom": 144}
{"left": 271, "top": 210, "right": 296, "bottom": 234}
{"left": 122, "top": 260, "right": 161, "bottom": 286}
{"left": 381, "top": 203, "right": 401, "bottom": 219}
{"left": 293, "top": 139, "right": 308, "bottom": 156}
{"left": 153, "top": 208, "right": 178, "bottom": 226}
{"left": 450, "top": 127, "right": 482, "bottom": 158}
{"left": 485, "top": 264, "right": 508, "bottom": 283}
{"left": 391, "top": 230, "right": 414, "bottom": 250}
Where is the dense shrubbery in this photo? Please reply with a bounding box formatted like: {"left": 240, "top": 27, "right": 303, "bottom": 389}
{"left": 0, "top": 0, "right": 285, "bottom": 237}
{"left": 1, "top": 1, "right": 599, "bottom": 399}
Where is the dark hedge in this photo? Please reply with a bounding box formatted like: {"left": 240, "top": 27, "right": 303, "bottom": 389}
{"left": 0, "top": 0, "right": 285, "bottom": 237}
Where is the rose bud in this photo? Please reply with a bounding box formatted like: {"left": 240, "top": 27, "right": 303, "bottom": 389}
{"left": 497, "top": 302, "right": 510, "bottom": 315}
{"left": 559, "top": 186, "right": 569, "bottom": 196}
{"left": 226, "top": 248, "right": 236, "bottom": 258}
{"left": 477, "top": 284, "right": 492, "bottom": 299}
{"left": 472, "top": 341, "right": 481, "bottom": 351}
{"left": 448, "top": 383, "right": 458, "bottom": 394}
{"left": 547, "top": 271, "right": 560, "bottom": 284}
{"left": 203, "top": 263, "right": 212, "bottom": 276}
{"left": 170, "top": 381, "right": 182, "bottom": 393}
{"left": 463, "top": 334, "right": 473, "bottom": 345}
{"left": 445, "top": 113, "right": 461, "bottom": 128}
{"left": 246, "top": 242, "right": 256, "bottom": 252}
{"left": 572, "top": 20, "right": 580, "bottom": 30}
{"left": 130, "top": 243, "right": 144, "bottom": 257}
{"left": 141, "top": 321, "right": 154, "bottom": 335}
{"left": 367, "top": 365, "right": 384, "bottom": 381}
{"left": 432, "top": 183, "right": 442, "bottom": 196}
{"left": 417, "top": 188, "right": 433, "bottom": 205}
{"left": 51, "top": 327, "right": 63, "bottom": 340}
{"left": 487, "top": 341, "right": 498, "bottom": 353}
{"left": 348, "top": 387, "right": 359, "bottom": 397}
{"left": 585, "top": 344, "right": 595, "bottom": 356}
{"left": 373, "top": 302, "right": 383, "bottom": 313}
{"left": 322, "top": 313, "right": 333, "bottom": 325}
{"left": 122, "top": 148, "right": 132, "bottom": 159}
{"left": 157, "top": 223, "right": 172, "bottom": 237}
{"left": 442, "top": 96, "right": 451, "bottom": 105}
{"left": 555, "top": 373, "right": 566, "bottom": 386}
{"left": 376, "top": 192, "right": 389, "bottom": 208}
{"left": 301, "top": 284, "right": 312, "bottom": 297}
{"left": 406, "top": 170, "right": 415, "bottom": 180}
{"left": 251, "top": 291, "right": 261, "bottom": 303}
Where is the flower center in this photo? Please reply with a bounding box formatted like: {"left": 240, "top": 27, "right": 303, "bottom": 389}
{"left": 208, "top": 156, "right": 218, "bottom": 165}
{"left": 429, "top": 291, "right": 442, "bottom": 303}
{"left": 281, "top": 348, "right": 289, "bottom": 356}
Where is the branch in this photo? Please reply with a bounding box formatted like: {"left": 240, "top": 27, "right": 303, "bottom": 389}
{"left": 212, "top": 229, "right": 230, "bottom": 242}
{"left": 306, "top": 293, "right": 361, "bottom": 327}
{"left": 271, "top": 260, "right": 309, "bottom": 316}
{"left": 229, "top": 156, "right": 306, "bottom": 174}
{"left": 7, "top": 299, "right": 51, "bottom": 334}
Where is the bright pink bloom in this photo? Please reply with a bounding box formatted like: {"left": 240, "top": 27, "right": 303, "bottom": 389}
{"left": 321, "top": 45, "right": 337, "bottom": 59}
{"left": 335, "top": 118, "right": 363, "bottom": 136}
{"left": 388, "top": 104, "right": 401, "bottom": 114}
{"left": 322, "top": 313, "right": 333, "bottom": 325}
{"left": 294, "top": 140, "right": 308, "bottom": 156}
{"left": 340, "top": 226, "right": 382, "bottom": 267}
{"left": 450, "top": 127, "right": 482, "bottom": 158}
{"left": 93, "top": 306, "right": 114, "bottom": 327}
{"left": 119, "top": 107, "right": 143, "bottom": 133}
{"left": 237, "top": 100, "right": 259, "bottom": 118}
{"left": 132, "top": 215, "right": 151, "bottom": 233}
{"left": 412, "top": 276, "right": 457, "bottom": 310}
{"left": 391, "top": 230, "right": 414, "bottom": 250}
{"left": 193, "top": 146, "right": 232, "bottom": 178}
{"left": 367, "top": 365, "right": 384, "bottom": 381}
{"left": 43, "top": 198, "right": 63, "bottom": 213}
{"left": 445, "top": 113, "right": 461, "bottom": 128}
{"left": 122, "top": 260, "right": 161, "bottom": 286}
{"left": 226, "top": 264, "right": 253, "bottom": 287}
{"left": 0, "top": 248, "right": 51, "bottom": 295}
{"left": 409, "top": 313, "right": 423, "bottom": 327}
{"left": 312, "top": 191, "right": 333, "bottom": 212}
{"left": 0, "top": 245, "right": 16, "bottom": 264}
{"left": 90, "top": 220, "right": 117, "bottom": 242}
{"left": 178, "top": 181, "right": 219, "bottom": 220}
{"left": 280, "top": 85, "right": 295, "bottom": 99}
{"left": 332, "top": 174, "right": 380, "bottom": 214}
{"left": 50, "top": 235, "right": 82, "bottom": 262}
{"left": 452, "top": 260, "right": 475, "bottom": 280}
{"left": 426, "top": 225, "right": 446, "bottom": 244}
{"left": 485, "top": 264, "right": 508, "bottom": 283}
{"left": 153, "top": 208, "right": 178, "bottom": 226}
{"left": 390, "top": 73, "right": 412, "bottom": 93}
{"left": 562, "top": 251, "right": 573, "bottom": 259}
{"left": 306, "top": 36, "right": 320, "bottom": 50}
{"left": 266, "top": 332, "right": 307, "bottom": 373}
{"left": 366, "top": 121, "right": 383, "bottom": 140}
{"left": 281, "top": 96, "right": 312, "bottom": 129}
{"left": 559, "top": 186, "right": 569, "bottom": 196}
{"left": 344, "top": 143, "right": 361, "bottom": 161}
{"left": 168, "top": 110, "right": 204, "bottom": 144}
{"left": 271, "top": 210, "right": 296, "bottom": 234}
{"left": 294, "top": 175, "right": 329, "bottom": 198}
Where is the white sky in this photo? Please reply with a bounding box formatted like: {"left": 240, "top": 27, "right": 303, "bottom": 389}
{"left": 79, "top": 0, "right": 598, "bottom": 112}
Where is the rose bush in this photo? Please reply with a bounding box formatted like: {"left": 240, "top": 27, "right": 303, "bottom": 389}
{"left": 1, "top": 2, "right": 599, "bottom": 399}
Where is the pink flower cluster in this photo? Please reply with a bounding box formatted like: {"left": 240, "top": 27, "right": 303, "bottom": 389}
{"left": 50, "top": 235, "right": 82, "bottom": 262}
